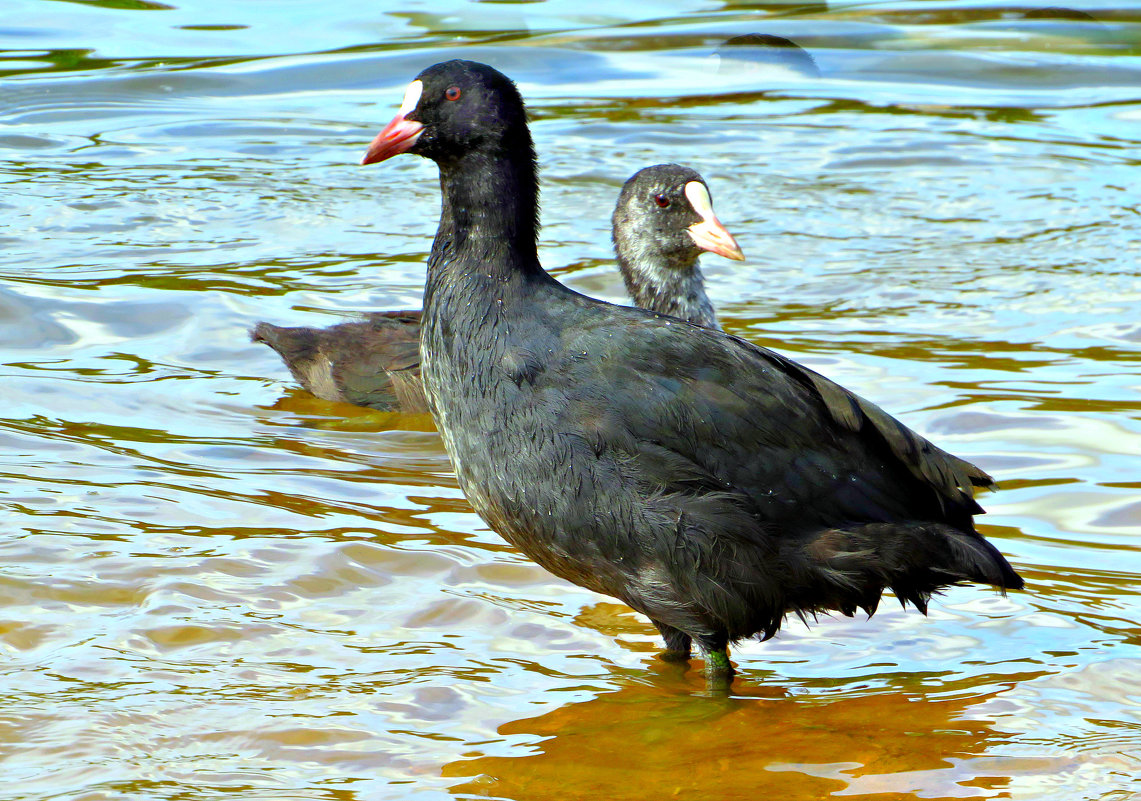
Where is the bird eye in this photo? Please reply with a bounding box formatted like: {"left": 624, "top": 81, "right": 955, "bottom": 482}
{"left": 653, "top": 194, "right": 670, "bottom": 208}
{"left": 445, "top": 86, "right": 462, "bottom": 101}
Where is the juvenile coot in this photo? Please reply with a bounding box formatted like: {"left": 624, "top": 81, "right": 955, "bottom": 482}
{"left": 361, "top": 60, "right": 1023, "bottom": 677}
{"left": 613, "top": 164, "right": 741, "bottom": 331}
{"left": 251, "top": 310, "right": 426, "bottom": 412}
{"left": 250, "top": 164, "right": 742, "bottom": 409}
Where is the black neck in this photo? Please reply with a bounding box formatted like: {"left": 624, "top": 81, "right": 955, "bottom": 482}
{"left": 429, "top": 141, "right": 543, "bottom": 282}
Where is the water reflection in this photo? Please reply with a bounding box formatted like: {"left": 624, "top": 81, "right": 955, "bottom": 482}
{"left": 716, "top": 33, "right": 820, "bottom": 77}
{"left": 1021, "top": 8, "right": 1100, "bottom": 23}
{"left": 443, "top": 671, "right": 1025, "bottom": 799}
{"left": 718, "top": 1, "right": 830, "bottom": 14}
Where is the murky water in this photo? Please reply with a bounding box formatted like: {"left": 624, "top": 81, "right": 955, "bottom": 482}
{"left": 3, "top": 1, "right": 1140, "bottom": 798}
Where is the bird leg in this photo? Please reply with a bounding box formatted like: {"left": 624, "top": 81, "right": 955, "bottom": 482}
{"left": 697, "top": 634, "right": 735, "bottom": 679}
{"left": 652, "top": 620, "right": 692, "bottom": 662}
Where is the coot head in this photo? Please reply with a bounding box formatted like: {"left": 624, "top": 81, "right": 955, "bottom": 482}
{"left": 362, "top": 60, "right": 530, "bottom": 166}
{"left": 612, "top": 164, "right": 743, "bottom": 329}
{"left": 613, "top": 164, "right": 744, "bottom": 265}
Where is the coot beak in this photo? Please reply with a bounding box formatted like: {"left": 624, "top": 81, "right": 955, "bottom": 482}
{"left": 361, "top": 80, "right": 425, "bottom": 165}
{"left": 684, "top": 181, "right": 745, "bottom": 261}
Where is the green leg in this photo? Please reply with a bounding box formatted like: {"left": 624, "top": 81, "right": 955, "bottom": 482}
{"left": 704, "top": 647, "right": 734, "bottom": 675}
{"left": 697, "top": 633, "right": 735, "bottom": 679}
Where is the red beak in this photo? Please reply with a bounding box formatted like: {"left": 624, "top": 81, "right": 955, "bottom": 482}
{"left": 361, "top": 112, "right": 424, "bottom": 165}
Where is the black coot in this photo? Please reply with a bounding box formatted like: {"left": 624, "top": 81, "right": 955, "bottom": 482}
{"left": 250, "top": 164, "right": 742, "bottom": 410}
{"left": 361, "top": 60, "right": 1023, "bottom": 678}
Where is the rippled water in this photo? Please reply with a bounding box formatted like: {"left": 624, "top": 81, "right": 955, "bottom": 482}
{"left": 3, "top": 1, "right": 1140, "bottom": 799}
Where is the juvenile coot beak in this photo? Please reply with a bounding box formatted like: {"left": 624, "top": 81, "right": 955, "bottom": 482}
{"left": 684, "top": 181, "right": 745, "bottom": 261}
{"left": 361, "top": 80, "right": 425, "bottom": 165}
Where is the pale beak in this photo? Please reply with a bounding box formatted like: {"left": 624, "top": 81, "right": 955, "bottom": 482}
{"left": 361, "top": 80, "right": 425, "bottom": 166}
{"left": 684, "top": 181, "right": 745, "bottom": 261}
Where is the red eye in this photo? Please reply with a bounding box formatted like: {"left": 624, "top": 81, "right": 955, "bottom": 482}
{"left": 654, "top": 194, "right": 670, "bottom": 208}
{"left": 445, "top": 86, "right": 461, "bottom": 101}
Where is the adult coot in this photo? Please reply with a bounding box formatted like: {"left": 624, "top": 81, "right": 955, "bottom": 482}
{"left": 361, "top": 60, "right": 1023, "bottom": 678}
{"left": 250, "top": 164, "right": 742, "bottom": 410}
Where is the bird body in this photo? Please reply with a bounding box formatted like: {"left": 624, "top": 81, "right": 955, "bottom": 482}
{"left": 420, "top": 248, "right": 1012, "bottom": 655}
{"left": 251, "top": 311, "right": 425, "bottom": 411}
{"left": 362, "top": 59, "right": 1022, "bottom": 675}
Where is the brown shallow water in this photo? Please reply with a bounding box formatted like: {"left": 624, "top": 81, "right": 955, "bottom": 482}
{"left": 2, "top": 1, "right": 1141, "bottom": 799}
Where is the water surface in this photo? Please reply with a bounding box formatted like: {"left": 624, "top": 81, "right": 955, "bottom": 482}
{"left": 2, "top": 1, "right": 1140, "bottom": 799}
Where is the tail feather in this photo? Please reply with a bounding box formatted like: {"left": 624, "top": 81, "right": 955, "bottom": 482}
{"left": 797, "top": 522, "right": 1023, "bottom": 620}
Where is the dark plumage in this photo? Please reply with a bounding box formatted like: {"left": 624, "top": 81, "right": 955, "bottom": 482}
{"left": 361, "top": 60, "right": 1023, "bottom": 678}
{"left": 251, "top": 165, "right": 742, "bottom": 409}
{"left": 251, "top": 311, "right": 426, "bottom": 412}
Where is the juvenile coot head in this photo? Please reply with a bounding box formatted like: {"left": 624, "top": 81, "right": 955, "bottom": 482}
{"left": 615, "top": 164, "right": 743, "bottom": 265}
{"left": 613, "top": 164, "right": 743, "bottom": 329}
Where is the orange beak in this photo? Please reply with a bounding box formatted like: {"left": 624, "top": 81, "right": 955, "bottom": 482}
{"left": 687, "top": 217, "right": 745, "bottom": 261}
{"left": 684, "top": 181, "right": 744, "bottom": 260}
